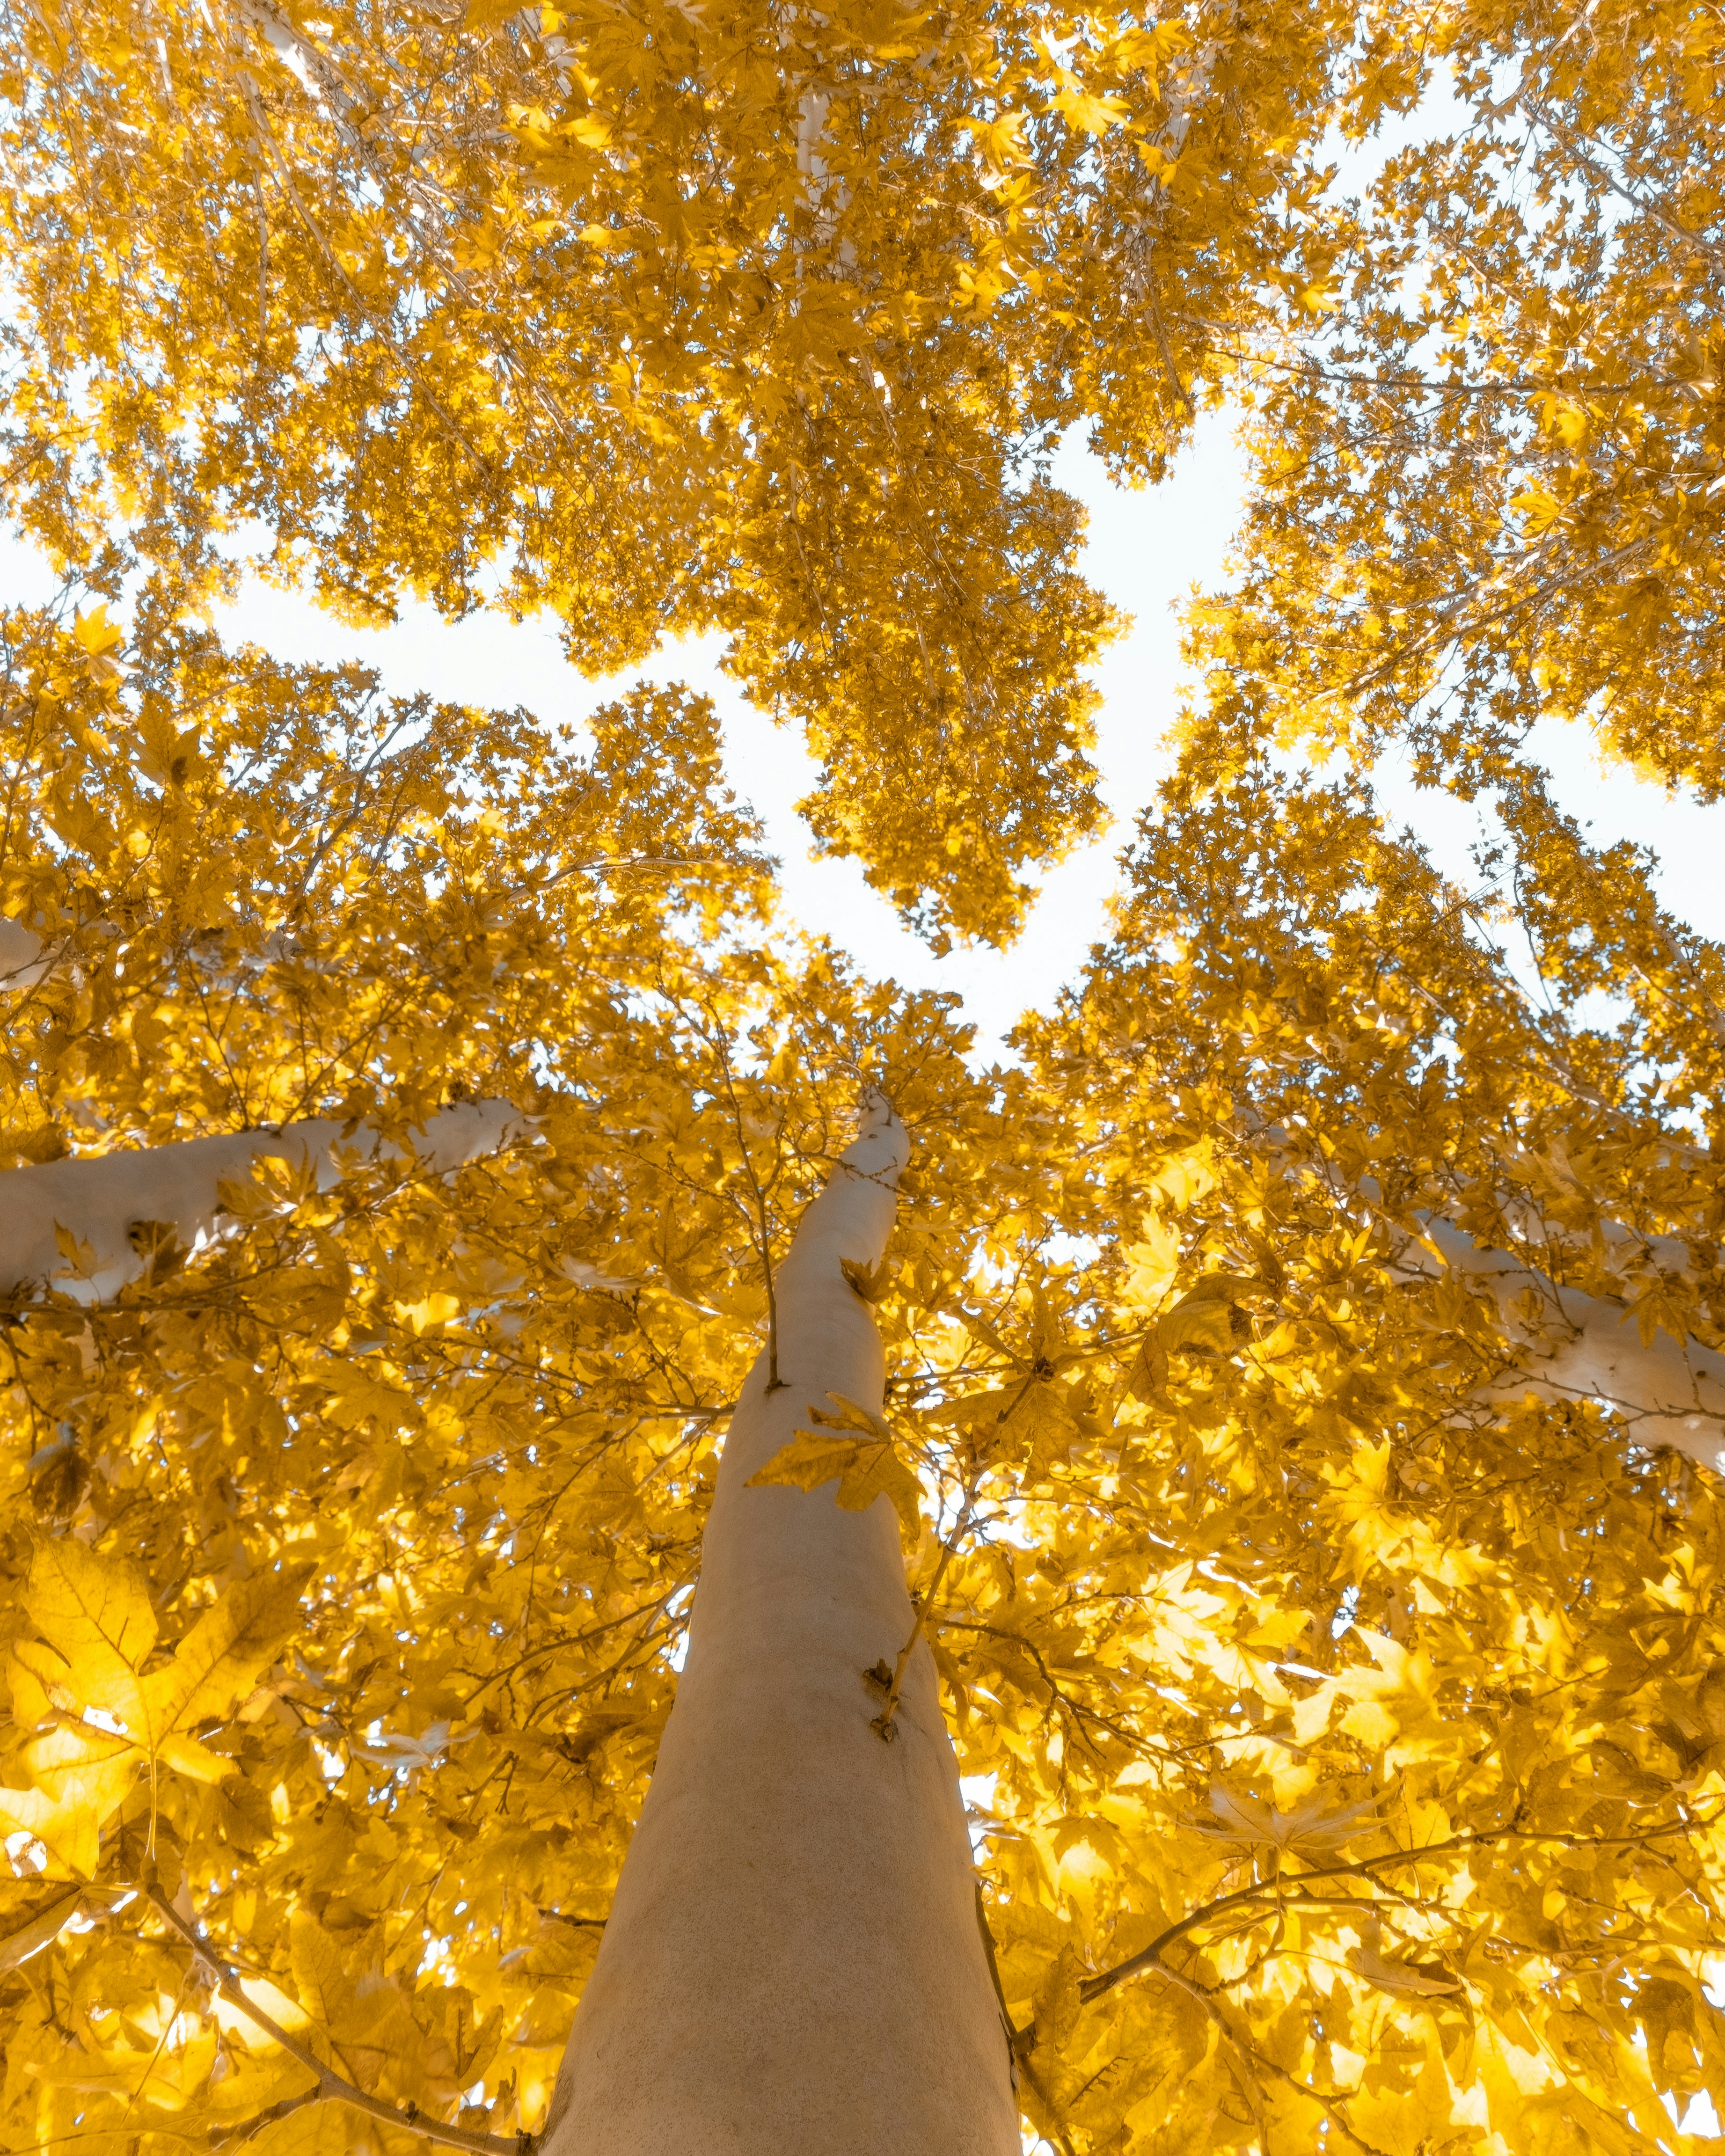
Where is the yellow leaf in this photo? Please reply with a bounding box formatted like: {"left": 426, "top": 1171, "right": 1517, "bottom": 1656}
{"left": 1196, "top": 1782, "right": 1388, "bottom": 1856}
{"left": 961, "top": 111, "right": 1032, "bottom": 170}
{"left": 1291, "top": 1683, "right": 1337, "bottom": 1746}
{"left": 1348, "top": 1940, "right": 1463, "bottom": 1999}
{"left": 155, "top": 1730, "right": 233, "bottom": 1784}
{"left": 1148, "top": 1144, "right": 1215, "bottom": 1210}
{"left": 1053, "top": 85, "right": 1127, "bottom": 134}
{"left": 0, "top": 1769, "right": 122, "bottom": 1880}
{"left": 72, "top": 603, "right": 125, "bottom": 658}
{"left": 289, "top": 1907, "right": 363, "bottom": 2050}
{"left": 1509, "top": 483, "right": 1562, "bottom": 533}
{"left": 922, "top": 1386, "right": 1018, "bottom": 1433}
{"left": 747, "top": 1413, "right": 923, "bottom": 1544}
{"left": 1155, "top": 1275, "right": 1262, "bottom": 1356}
{"left": 1341, "top": 1699, "right": 1400, "bottom": 1749}
{"left": 0, "top": 1888, "right": 83, "bottom": 1972}
{"left": 839, "top": 1256, "right": 895, "bottom": 1304}
{"left": 209, "top": 1972, "right": 311, "bottom": 2045}
{"left": 9, "top": 1640, "right": 67, "bottom": 1721}
{"left": 1534, "top": 391, "right": 1588, "bottom": 445}
{"left": 51, "top": 1219, "right": 97, "bottom": 1274}
{"left": 805, "top": 1391, "right": 892, "bottom": 1440}
{"left": 23, "top": 1536, "right": 156, "bottom": 1731}
{"left": 1121, "top": 1217, "right": 1182, "bottom": 1310}
{"left": 393, "top": 1290, "right": 461, "bottom": 1333}
{"left": 146, "top": 1566, "right": 310, "bottom": 1732}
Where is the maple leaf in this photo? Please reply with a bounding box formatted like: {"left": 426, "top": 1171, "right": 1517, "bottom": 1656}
{"left": 1, "top": 5, "right": 1723, "bottom": 2144}
{"left": 1155, "top": 1274, "right": 1262, "bottom": 1356}
{"left": 21, "top": 1535, "right": 159, "bottom": 1733}
{"left": 1347, "top": 1937, "right": 1464, "bottom": 1999}
{"left": 72, "top": 605, "right": 125, "bottom": 659}
{"left": 839, "top": 1255, "right": 895, "bottom": 1304}
{"left": 1, "top": 1540, "right": 311, "bottom": 1876}
{"left": 747, "top": 1394, "right": 923, "bottom": 1543}
{"left": 1194, "top": 1782, "right": 1389, "bottom": 1858}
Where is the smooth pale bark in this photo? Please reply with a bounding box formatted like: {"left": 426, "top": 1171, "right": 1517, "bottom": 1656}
{"left": 542, "top": 1095, "right": 1018, "bottom": 2156}
{"left": 1397, "top": 1218, "right": 1725, "bottom": 1475}
{"left": 0, "top": 1102, "right": 523, "bottom": 1301}
{"left": 1276, "top": 1134, "right": 1725, "bottom": 1475}
{"left": 0, "top": 917, "right": 51, "bottom": 989}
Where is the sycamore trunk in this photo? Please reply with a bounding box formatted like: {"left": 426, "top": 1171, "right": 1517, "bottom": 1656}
{"left": 539, "top": 1097, "right": 1018, "bottom": 2154}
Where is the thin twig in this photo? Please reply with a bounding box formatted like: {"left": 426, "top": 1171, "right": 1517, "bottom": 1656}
{"left": 1077, "top": 1805, "right": 1723, "bottom": 2006}
{"left": 138, "top": 1886, "right": 531, "bottom": 2156}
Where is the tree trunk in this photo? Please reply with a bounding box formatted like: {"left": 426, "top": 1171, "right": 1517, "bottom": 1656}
{"left": 0, "top": 1104, "right": 522, "bottom": 1300}
{"left": 541, "top": 1095, "right": 1019, "bottom": 2156}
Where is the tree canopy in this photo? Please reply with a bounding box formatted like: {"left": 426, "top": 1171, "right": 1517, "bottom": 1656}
{"left": 1, "top": 0, "right": 1367, "bottom": 944}
{"left": 1187, "top": 0, "right": 1725, "bottom": 810}
{"left": 5, "top": 2, "right": 1725, "bottom": 2153}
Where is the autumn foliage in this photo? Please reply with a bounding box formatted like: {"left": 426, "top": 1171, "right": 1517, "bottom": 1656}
{"left": 4, "top": 2, "right": 1725, "bottom": 2153}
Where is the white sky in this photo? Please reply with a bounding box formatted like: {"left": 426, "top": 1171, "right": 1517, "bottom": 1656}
{"left": 202, "top": 417, "right": 1248, "bottom": 1053}
{"left": 3, "top": 75, "right": 1717, "bottom": 1063}
{"left": 6, "top": 414, "right": 1722, "bottom": 1059}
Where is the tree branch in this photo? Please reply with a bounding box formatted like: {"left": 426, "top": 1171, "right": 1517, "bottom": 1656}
{"left": 139, "top": 1886, "right": 533, "bottom": 2156}
{"left": 1077, "top": 1808, "right": 1722, "bottom": 2006}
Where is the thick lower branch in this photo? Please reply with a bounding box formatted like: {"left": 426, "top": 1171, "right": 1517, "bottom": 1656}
{"left": 0, "top": 1099, "right": 526, "bottom": 1300}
